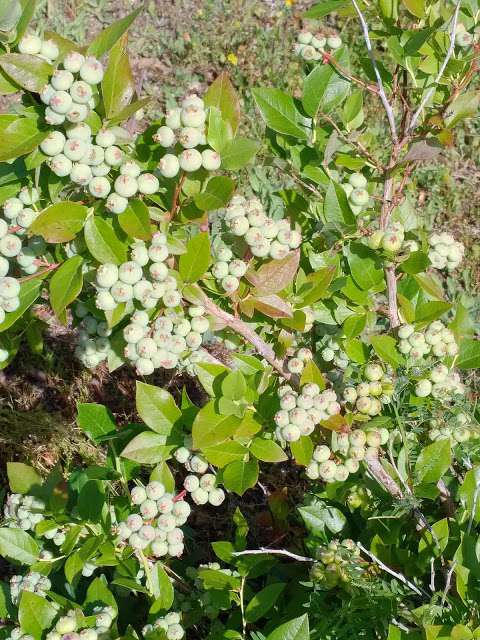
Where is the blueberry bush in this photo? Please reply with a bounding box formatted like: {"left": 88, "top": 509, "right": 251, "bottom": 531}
{"left": 0, "top": 0, "right": 480, "bottom": 638}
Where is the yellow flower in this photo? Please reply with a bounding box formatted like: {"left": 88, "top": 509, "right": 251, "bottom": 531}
{"left": 227, "top": 52, "right": 238, "bottom": 65}
{"left": 285, "top": 0, "right": 295, "bottom": 5}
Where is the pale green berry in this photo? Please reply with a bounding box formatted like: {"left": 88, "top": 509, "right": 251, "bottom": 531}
{"left": 131, "top": 244, "right": 149, "bottom": 266}
{"left": 456, "top": 30, "right": 473, "bottom": 47}
{"left": 120, "top": 160, "right": 141, "bottom": 178}
{"left": 228, "top": 259, "right": 247, "bottom": 278}
{"left": 216, "top": 246, "right": 233, "bottom": 261}
{"left": 201, "top": 149, "right": 221, "bottom": 170}
{"left": 146, "top": 481, "right": 165, "bottom": 500}
{"left": 349, "top": 188, "right": 369, "bottom": 206}
{"left": 92, "top": 162, "right": 111, "bottom": 177}
{"left": 212, "top": 261, "right": 229, "bottom": 279}
{"left": 63, "top": 51, "right": 85, "bottom": 73}
{"left": 221, "top": 275, "right": 239, "bottom": 293}
{"left": 179, "top": 149, "right": 202, "bottom": 172}
{"left": 365, "top": 363, "right": 383, "bottom": 381}
{"left": 151, "top": 540, "right": 169, "bottom": 557}
{"left": 40, "top": 83, "right": 55, "bottom": 105}
{"left": 123, "top": 323, "right": 145, "bottom": 344}
{"left": 178, "top": 127, "right": 202, "bottom": 148}
{"left": 0, "top": 235, "right": 21, "bottom": 257}
{"left": 119, "top": 261, "right": 143, "bottom": 285}
{"left": 154, "top": 126, "right": 176, "bottom": 147}
{"left": 229, "top": 216, "right": 249, "bottom": 236}
{"left": 19, "top": 186, "right": 39, "bottom": 205}
{"left": 18, "top": 33, "right": 42, "bottom": 54}
{"left": 106, "top": 193, "right": 128, "bottom": 214}
{"left": 70, "top": 163, "right": 92, "bottom": 185}
{"left": 269, "top": 240, "right": 289, "bottom": 260}
{"left": 96, "top": 263, "right": 118, "bottom": 288}
{"left": 138, "top": 173, "right": 159, "bottom": 195}
{"left": 96, "top": 129, "right": 116, "bottom": 148}
{"left": 319, "top": 460, "right": 337, "bottom": 481}
{"left": 89, "top": 177, "right": 111, "bottom": 199}
{"left": 398, "top": 324, "right": 414, "bottom": 339}
{"left": 66, "top": 103, "right": 89, "bottom": 123}
{"left": 0, "top": 276, "right": 18, "bottom": 298}
{"left": 110, "top": 281, "right": 133, "bottom": 302}
{"left": 133, "top": 279, "right": 153, "bottom": 301}
{"left": 16, "top": 208, "right": 36, "bottom": 228}
{"left": 366, "top": 430, "right": 382, "bottom": 447}
{"left": 348, "top": 173, "right": 367, "bottom": 189}
{"left": 313, "top": 445, "right": 331, "bottom": 463}
{"left": 190, "top": 316, "right": 209, "bottom": 333}
{"left": 381, "top": 231, "right": 403, "bottom": 253}
{"left": 327, "top": 34, "right": 342, "bottom": 49}
{"left": 63, "top": 138, "right": 87, "bottom": 162}
{"left": 49, "top": 90, "right": 72, "bottom": 114}
{"left": 163, "top": 290, "right": 181, "bottom": 307}
{"left": 415, "top": 379, "right": 432, "bottom": 397}
{"left": 79, "top": 57, "right": 104, "bottom": 84}
{"left": 105, "top": 146, "right": 124, "bottom": 167}
{"left": 149, "top": 261, "right": 168, "bottom": 281}
{"left": 356, "top": 397, "right": 372, "bottom": 414}
{"left": 51, "top": 70, "right": 74, "bottom": 91}
{"left": 191, "top": 488, "right": 209, "bottom": 505}
{"left": 40, "top": 40, "right": 59, "bottom": 60}
{"left": 165, "top": 108, "right": 182, "bottom": 129}
{"left": 56, "top": 617, "right": 76, "bottom": 634}
{"left": 40, "top": 131, "right": 66, "bottom": 156}
{"left": 45, "top": 107, "right": 65, "bottom": 125}
{"left": 70, "top": 80, "right": 92, "bottom": 104}
{"left": 306, "top": 462, "right": 320, "bottom": 479}
{"left": 4, "top": 198, "right": 23, "bottom": 219}
{"left": 181, "top": 105, "right": 206, "bottom": 127}
{"left": 174, "top": 447, "right": 190, "bottom": 464}
{"left": 0, "top": 257, "right": 9, "bottom": 277}
{"left": 158, "top": 153, "right": 180, "bottom": 178}
{"left": 182, "top": 94, "right": 204, "bottom": 109}
{"left": 287, "top": 357, "right": 304, "bottom": 374}
{"left": 184, "top": 475, "right": 200, "bottom": 492}
{"left": 322, "top": 347, "right": 335, "bottom": 362}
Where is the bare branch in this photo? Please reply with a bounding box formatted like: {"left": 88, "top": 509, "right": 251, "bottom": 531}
{"left": 232, "top": 548, "right": 313, "bottom": 562}
{"left": 357, "top": 542, "right": 426, "bottom": 596}
{"left": 408, "top": 1, "right": 462, "bottom": 132}
{"left": 350, "top": 0, "right": 398, "bottom": 142}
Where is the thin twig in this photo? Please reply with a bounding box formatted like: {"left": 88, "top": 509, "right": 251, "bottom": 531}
{"left": 357, "top": 542, "right": 426, "bottom": 596}
{"left": 350, "top": 0, "right": 398, "bottom": 142}
{"left": 408, "top": 1, "right": 462, "bottom": 132}
{"left": 232, "top": 548, "right": 313, "bottom": 562}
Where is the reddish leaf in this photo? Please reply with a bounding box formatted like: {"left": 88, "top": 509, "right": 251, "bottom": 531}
{"left": 252, "top": 294, "right": 293, "bottom": 318}
{"left": 247, "top": 250, "right": 300, "bottom": 295}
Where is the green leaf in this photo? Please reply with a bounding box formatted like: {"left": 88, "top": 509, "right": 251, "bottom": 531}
{"left": 207, "top": 106, "right": 232, "bottom": 152}
{"left": 102, "top": 34, "right": 135, "bottom": 120}
{"left": 0, "top": 53, "right": 52, "bottom": 92}
{"left": 250, "top": 438, "right": 287, "bottom": 462}
{"left": 7, "top": 463, "right": 41, "bottom": 494}
{"left": 299, "top": 360, "right": 326, "bottom": 389}
{"left": 118, "top": 199, "right": 152, "bottom": 240}
{"left": 136, "top": 381, "right": 181, "bottom": 435}
{"left": 19, "top": 591, "right": 57, "bottom": 640}
{"left": 458, "top": 468, "right": 480, "bottom": 523}
{"left": 77, "top": 403, "right": 117, "bottom": 442}
{"left": 415, "top": 439, "right": 451, "bottom": 484}
{"left": 30, "top": 201, "right": 88, "bottom": 243}
{"left": 84, "top": 576, "right": 117, "bottom": 611}
{"left": 245, "top": 582, "right": 286, "bottom": 623}
{"left": 221, "top": 370, "right": 247, "bottom": 401}
{"left": 457, "top": 339, "right": 480, "bottom": 370}
{"left": 195, "top": 362, "right": 229, "bottom": 396}
{"left": 204, "top": 72, "right": 241, "bottom": 135}
{"left": 252, "top": 87, "right": 309, "bottom": 140}
{"left": 303, "top": 48, "right": 350, "bottom": 116}
{"left": 78, "top": 480, "right": 105, "bottom": 522}
{"left": 346, "top": 242, "right": 384, "bottom": 291}
{"left": 223, "top": 459, "right": 259, "bottom": 496}
{"left": 0, "top": 528, "right": 39, "bottom": 565}
{"left": 298, "top": 500, "right": 346, "bottom": 535}
{"left": 121, "top": 432, "right": 171, "bottom": 464}
{"left": 194, "top": 176, "right": 234, "bottom": 211}
{"left": 323, "top": 180, "right": 356, "bottom": 231}
{"left": 150, "top": 563, "right": 174, "bottom": 610}
{"left": 304, "top": 1, "right": 349, "bottom": 18}
{"left": 400, "top": 251, "right": 430, "bottom": 275}
{"left": 150, "top": 462, "right": 175, "bottom": 493}
{"left": 0, "top": 115, "right": 48, "bottom": 162}
{"left": 178, "top": 232, "right": 211, "bottom": 283}
{"left": 49, "top": 255, "right": 83, "bottom": 322}
{"left": 192, "top": 401, "right": 241, "bottom": 449}
{"left": 220, "top": 137, "right": 259, "bottom": 170}
{"left": 343, "top": 313, "right": 366, "bottom": 338}
{"left": 107, "top": 97, "right": 152, "bottom": 126}
{"left": 267, "top": 614, "right": 309, "bottom": 640}
{"left": 445, "top": 91, "right": 480, "bottom": 128}
{"left": 297, "top": 266, "right": 336, "bottom": 306}
{"left": 344, "top": 337, "right": 369, "bottom": 363}
{"left": 84, "top": 215, "right": 128, "bottom": 264}
{"left": 290, "top": 436, "right": 313, "bottom": 466}
{"left": 13, "top": 0, "right": 34, "bottom": 42}
{"left": 0, "top": 278, "right": 41, "bottom": 333}
{"left": 87, "top": 7, "right": 142, "bottom": 58}
{"left": 415, "top": 301, "right": 451, "bottom": 324}
{"left": 370, "top": 335, "right": 404, "bottom": 368}
{"left": 203, "top": 441, "right": 249, "bottom": 468}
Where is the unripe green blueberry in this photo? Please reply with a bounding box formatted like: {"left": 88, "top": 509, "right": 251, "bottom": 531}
{"left": 189, "top": 316, "right": 209, "bottom": 334}
{"left": 313, "top": 445, "right": 331, "bottom": 463}
{"left": 456, "top": 30, "right": 473, "bottom": 47}
{"left": 105, "top": 146, "right": 124, "bottom": 167}
{"left": 356, "top": 397, "right": 371, "bottom": 414}
{"left": 96, "top": 129, "right": 116, "bottom": 148}
{"left": 286, "top": 357, "right": 303, "bottom": 374}
{"left": 159, "top": 154, "right": 180, "bottom": 178}
{"left": 92, "top": 162, "right": 111, "bottom": 177}
{"left": 190, "top": 454, "right": 208, "bottom": 473}
{"left": 41, "top": 131, "right": 66, "bottom": 156}
{"left": 96, "top": 263, "right": 118, "bottom": 288}
{"left": 63, "top": 51, "right": 85, "bottom": 73}
{"left": 184, "top": 475, "right": 200, "bottom": 492}
{"left": 349, "top": 173, "right": 367, "bottom": 189}
{"left": 184, "top": 331, "right": 201, "bottom": 349}
{"left": 70, "top": 163, "right": 92, "bottom": 185}
{"left": 306, "top": 462, "right": 320, "bottom": 479}
{"left": 432, "top": 343, "right": 447, "bottom": 357}
{"left": 136, "top": 337, "right": 157, "bottom": 359}
{"left": 135, "top": 173, "right": 158, "bottom": 196}
{"left": 345, "top": 458, "right": 360, "bottom": 473}
{"left": 368, "top": 229, "right": 384, "bottom": 250}
{"left": 135, "top": 357, "right": 154, "bottom": 375}
{"left": 398, "top": 324, "right": 414, "bottom": 339}
{"left": 366, "top": 430, "right": 382, "bottom": 447}
{"left": 45, "top": 107, "right": 65, "bottom": 125}
{"left": 381, "top": 231, "right": 403, "bottom": 253}
{"left": 179, "top": 149, "right": 202, "bottom": 172}
{"left": 83, "top": 145, "right": 105, "bottom": 166}
{"left": 368, "top": 398, "right": 382, "bottom": 416}
{"left": 365, "top": 363, "right": 383, "bottom": 381}
{"left": 131, "top": 486, "right": 147, "bottom": 504}
{"left": 88, "top": 176, "right": 111, "bottom": 199}
{"left": 322, "top": 347, "right": 335, "bottom": 362}
{"left": 0, "top": 257, "right": 9, "bottom": 278}
{"left": 281, "top": 425, "right": 300, "bottom": 441}
{"left": 349, "top": 188, "right": 369, "bottom": 207}
{"left": 146, "top": 481, "right": 165, "bottom": 500}
{"left": 79, "top": 57, "right": 104, "bottom": 84}
{"left": 221, "top": 275, "right": 240, "bottom": 293}
{"left": 163, "top": 290, "right": 181, "bottom": 307}
{"left": 298, "top": 30, "right": 313, "bottom": 45}
{"left": 18, "top": 186, "right": 39, "bottom": 205}
{"left": 3, "top": 197, "right": 23, "bottom": 219}
{"left": 212, "top": 261, "right": 229, "bottom": 279}
{"left": 154, "top": 126, "right": 176, "bottom": 147}
{"left": 178, "top": 126, "right": 202, "bottom": 149}
{"left": 120, "top": 160, "right": 141, "bottom": 178}
{"left": 165, "top": 107, "right": 182, "bottom": 129}
{"left": 202, "top": 149, "right": 221, "bottom": 170}
{"left": 66, "top": 102, "right": 89, "bottom": 123}
{"left": 49, "top": 90, "right": 72, "bottom": 114}
{"left": 334, "top": 464, "right": 349, "bottom": 482}
{"left": 118, "top": 260, "right": 142, "bottom": 285}
{"left": 319, "top": 460, "right": 337, "bottom": 481}
{"left": 415, "top": 379, "right": 432, "bottom": 397}
{"left": 51, "top": 70, "right": 74, "bottom": 91}
{"left": 110, "top": 281, "right": 133, "bottom": 303}
{"left": 63, "top": 138, "right": 87, "bottom": 162}
{"left": 56, "top": 618, "right": 76, "bottom": 634}
{"left": 0, "top": 235, "right": 21, "bottom": 257}
{"left": 70, "top": 80, "right": 92, "bottom": 104}
{"left": 40, "top": 40, "right": 59, "bottom": 60}
{"left": 327, "top": 35, "right": 342, "bottom": 49}
{"left": 269, "top": 240, "right": 289, "bottom": 260}
{"left": 0, "top": 277, "right": 18, "bottom": 299}
{"left": 19, "top": 33, "right": 42, "bottom": 54}
{"left": 181, "top": 105, "right": 206, "bottom": 127}
{"left": 106, "top": 193, "right": 128, "bottom": 214}
{"left": 191, "top": 487, "right": 209, "bottom": 505}
{"left": 228, "top": 259, "right": 247, "bottom": 278}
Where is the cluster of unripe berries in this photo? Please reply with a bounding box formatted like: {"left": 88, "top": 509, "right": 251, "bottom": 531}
{"left": 117, "top": 482, "right": 190, "bottom": 558}
{"left": 428, "top": 412, "right": 477, "bottom": 443}
{"left": 3, "top": 186, "right": 42, "bottom": 237}
{"left": 175, "top": 582, "right": 228, "bottom": 620}
{"left": 275, "top": 383, "right": 340, "bottom": 443}
{"left": 154, "top": 94, "right": 221, "bottom": 177}
{"left": 341, "top": 173, "right": 370, "bottom": 216}
{"left": 428, "top": 232, "right": 464, "bottom": 271}
{"left": 5, "top": 629, "right": 34, "bottom": 640}
{"left": 415, "top": 363, "right": 465, "bottom": 400}
{"left": 73, "top": 306, "right": 111, "bottom": 369}
{"left": 40, "top": 524, "right": 69, "bottom": 547}
{"left": 224, "top": 195, "right": 302, "bottom": 260}
{"left": 310, "top": 539, "right": 364, "bottom": 589}
{"left": 45, "top": 606, "right": 116, "bottom": 640}
{"left": 368, "top": 222, "right": 406, "bottom": 254}
{"left": 294, "top": 30, "right": 343, "bottom": 61}
{"left": 3, "top": 493, "right": 45, "bottom": 531}
{"left": 285, "top": 347, "right": 313, "bottom": 375}
{"left": 183, "top": 473, "right": 226, "bottom": 507}
{"left": 210, "top": 243, "right": 247, "bottom": 294}
{"left": 122, "top": 305, "right": 209, "bottom": 375}
{"left": 343, "top": 363, "right": 394, "bottom": 415}
{"left": 18, "top": 32, "right": 59, "bottom": 63}
{"left": 10, "top": 572, "right": 51, "bottom": 605}
{"left": 95, "top": 232, "right": 176, "bottom": 312}
{"left": 143, "top": 612, "right": 184, "bottom": 640}
{"left": 397, "top": 321, "right": 458, "bottom": 359}
{"left": 41, "top": 125, "right": 158, "bottom": 213}
{"left": 321, "top": 339, "right": 349, "bottom": 369}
